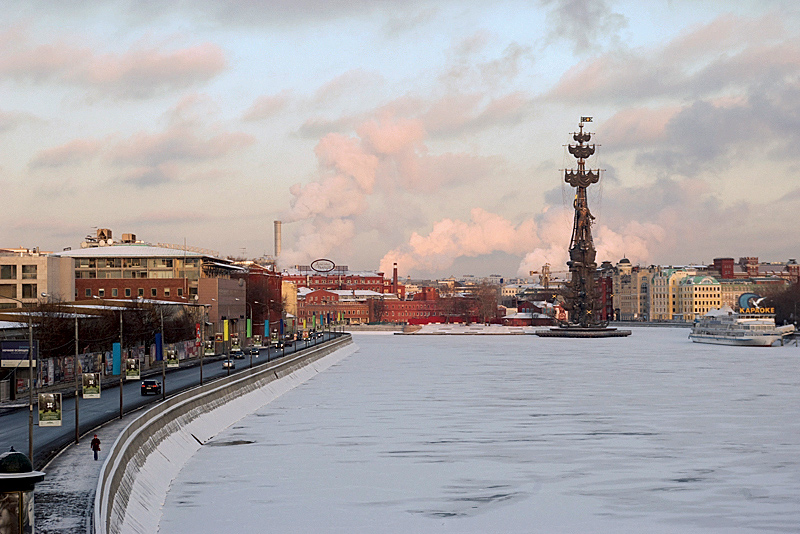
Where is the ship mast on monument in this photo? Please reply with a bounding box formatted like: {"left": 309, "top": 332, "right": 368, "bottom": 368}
{"left": 537, "top": 117, "right": 631, "bottom": 338}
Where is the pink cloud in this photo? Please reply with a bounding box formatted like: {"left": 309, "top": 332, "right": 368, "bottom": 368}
{"left": 0, "top": 29, "right": 226, "bottom": 98}
{"left": 29, "top": 138, "right": 103, "bottom": 168}
{"left": 242, "top": 91, "right": 291, "bottom": 121}
{"left": 600, "top": 106, "right": 681, "bottom": 150}
{"left": 380, "top": 208, "right": 541, "bottom": 274}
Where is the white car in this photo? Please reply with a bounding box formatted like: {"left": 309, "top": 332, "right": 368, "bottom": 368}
{"left": 222, "top": 359, "right": 235, "bottom": 369}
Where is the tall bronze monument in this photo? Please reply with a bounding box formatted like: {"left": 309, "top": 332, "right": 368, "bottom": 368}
{"left": 537, "top": 118, "right": 630, "bottom": 338}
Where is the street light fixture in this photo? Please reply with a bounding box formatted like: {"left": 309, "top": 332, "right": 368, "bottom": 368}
{"left": 0, "top": 295, "right": 35, "bottom": 462}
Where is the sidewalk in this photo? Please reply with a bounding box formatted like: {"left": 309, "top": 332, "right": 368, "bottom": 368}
{"left": 34, "top": 415, "right": 131, "bottom": 533}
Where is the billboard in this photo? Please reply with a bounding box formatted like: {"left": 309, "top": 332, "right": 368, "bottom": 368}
{"left": 38, "top": 392, "right": 62, "bottom": 427}
{"left": 82, "top": 372, "right": 101, "bottom": 399}
{"left": 0, "top": 340, "right": 38, "bottom": 368}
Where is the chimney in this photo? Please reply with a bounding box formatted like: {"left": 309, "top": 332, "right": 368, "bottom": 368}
{"left": 393, "top": 262, "right": 398, "bottom": 296}
{"left": 274, "top": 220, "right": 282, "bottom": 259}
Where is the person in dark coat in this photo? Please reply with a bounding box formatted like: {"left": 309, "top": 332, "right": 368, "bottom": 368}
{"left": 90, "top": 434, "right": 101, "bottom": 461}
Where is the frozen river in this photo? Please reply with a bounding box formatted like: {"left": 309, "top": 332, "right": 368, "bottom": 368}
{"left": 159, "top": 329, "right": 800, "bottom": 533}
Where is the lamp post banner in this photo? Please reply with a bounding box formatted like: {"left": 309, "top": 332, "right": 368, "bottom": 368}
{"left": 38, "top": 392, "right": 62, "bottom": 426}
{"left": 112, "top": 343, "right": 121, "bottom": 375}
{"left": 82, "top": 372, "right": 101, "bottom": 398}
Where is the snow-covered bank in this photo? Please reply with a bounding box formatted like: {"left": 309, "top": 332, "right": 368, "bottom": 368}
{"left": 95, "top": 337, "right": 355, "bottom": 534}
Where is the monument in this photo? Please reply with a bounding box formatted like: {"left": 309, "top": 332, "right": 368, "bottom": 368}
{"left": 537, "top": 118, "right": 631, "bottom": 338}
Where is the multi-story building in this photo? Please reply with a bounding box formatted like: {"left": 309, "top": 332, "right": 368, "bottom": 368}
{"left": 0, "top": 248, "right": 74, "bottom": 307}
{"left": 282, "top": 265, "right": 405, "bottom": 299}
{"left": 52, "top": 229, "right": 246, "bottom": 340}
{"left": 612, "top": 259, "right": 657, "bottom": 321}
{"left": 650, "top": 268, "right": 696, "bottom": 321}
{"left": 675, "top": 275, "right": 722, "bottom": 321}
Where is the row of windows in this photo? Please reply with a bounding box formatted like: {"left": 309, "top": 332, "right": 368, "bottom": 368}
{"left": 75, "top": 270, "right": 181, "bottom": 279}
{"left": 0, "top": 283, "right": 38, "bottom": 299}
{"left": 74, "top": 258, "right": 200, "bottom": 269}
{"left": 0, "top": 265, "right": 37, "bottom": 280}
{"left": 82, "top": 287, "right": 184, "bottom": 299}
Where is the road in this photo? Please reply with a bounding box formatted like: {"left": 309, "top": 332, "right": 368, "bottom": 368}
{"left": 0, "top": 332, "right": 338, "bottom": 468}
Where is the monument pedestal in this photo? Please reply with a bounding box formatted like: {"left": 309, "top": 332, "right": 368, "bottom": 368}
{"left": 535, "top": 327, "right": 631, "bottom": 338}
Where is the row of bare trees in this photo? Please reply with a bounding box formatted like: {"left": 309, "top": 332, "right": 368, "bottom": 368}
{"left": 26, "top": 300, "right": 198, "bottom": 359}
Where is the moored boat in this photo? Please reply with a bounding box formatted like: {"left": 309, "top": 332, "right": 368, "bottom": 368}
{"left": 689, "top": 305, "right": 795, "bottom": 346}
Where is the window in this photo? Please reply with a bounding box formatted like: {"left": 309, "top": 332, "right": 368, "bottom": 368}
{"left": 164, "top": 288, "right": 170, "bottom": 297}
{"left": 177, "top": 288, "right": 183, "bottom": 297}
{"left": 112, "top": 288, "right": 118, "bottom": 297}
{"left": 138, "top": 288, "right": 144, "bottom": 297}
{"left": 151, "top": 288, "right": 157, "bottom": 297}
{"left": 0, "top": 265, "right": 16, "bottom": 280}
{"left": 0, "top": 285, "right": 16, "bottom": 298}
{"left": 125, "top": 288, "right": 131, "bottom": 297}
{"left": 21, "top": 265, "right": 37, "bottom": 279}
{"left": 98, "top": 289, "right": 105, "bottom": 297}
{"left": 85, "top": 288, "right": 92, "bottom": 297}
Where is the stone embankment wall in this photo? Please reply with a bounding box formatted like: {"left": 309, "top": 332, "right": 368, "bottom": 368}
{"left": 94, "top": 335, "right": 353, "bottom": 534}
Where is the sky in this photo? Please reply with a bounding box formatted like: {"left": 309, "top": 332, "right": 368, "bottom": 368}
{"left": 2, "top": 0, "right": 799, "bottom": 279}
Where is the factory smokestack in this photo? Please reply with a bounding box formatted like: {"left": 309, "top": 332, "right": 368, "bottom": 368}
{"left": 274, "top": 220, "right": 282, "bottom": 259}
{"left": 393, "top": 262, "right": 398, "bottom": 296}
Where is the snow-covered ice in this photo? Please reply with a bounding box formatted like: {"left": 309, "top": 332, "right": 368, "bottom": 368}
{"left": 158, "top": 328, "right": 800, "bottom": 533}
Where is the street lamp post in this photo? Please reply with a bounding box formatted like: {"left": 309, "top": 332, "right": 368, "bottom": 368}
{"left": 0, "top": 296, "right": 35, "bottom": 462}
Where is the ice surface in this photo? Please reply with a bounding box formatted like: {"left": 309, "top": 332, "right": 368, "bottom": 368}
{"left": 158, "top": 328, "right": 800, "bottom": 533}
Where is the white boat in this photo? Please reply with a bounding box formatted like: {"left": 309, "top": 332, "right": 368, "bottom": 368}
{"left": 689, "top": 305, "right": 795, "bottom": 346}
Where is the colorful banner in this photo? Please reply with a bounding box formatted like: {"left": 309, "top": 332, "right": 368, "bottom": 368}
{"left": 247, "top": 318, "right": 252, "bottom": 338}
{"left": 112, "top": 343, "right": 121, "bottom": 375}
{"left": 38, "top": 392, "right": 62, "bottom": 426}
{"left": 155, "top": 333, "right": 163, "bottom": 361}
{"left": 125, "top": 358, "right": 140, "bottom": 380}
{"left": 224, "top": 320, "right": 229, "bottom": 341}
{"left": 82, "top": 372, "right": 100, "bottom": 398}
{"left": 166, "top": 349, "right": 179, "bottom": 369}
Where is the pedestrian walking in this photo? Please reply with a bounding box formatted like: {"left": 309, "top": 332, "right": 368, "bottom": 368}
{"left": 90, "top": 434, "right": 101, "bottom": 461}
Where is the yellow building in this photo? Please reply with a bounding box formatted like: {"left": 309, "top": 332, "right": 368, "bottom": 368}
{"left": 676, "top": 276, "right": 721, "bottom": 322}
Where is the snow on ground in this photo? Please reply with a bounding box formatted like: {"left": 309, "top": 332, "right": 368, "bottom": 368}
{"left": 159, "top": 329, "right": 800, "bottom": 533}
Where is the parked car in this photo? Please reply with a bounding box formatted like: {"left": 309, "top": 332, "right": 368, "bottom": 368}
{"left": 222, "top": 359, "right": 236, "bottom": 369}
{"left": 141, "top": 379, "right": 162, "bottom": 396}
{"left": 231, "top": 349, "right": 245, "bottom": 359}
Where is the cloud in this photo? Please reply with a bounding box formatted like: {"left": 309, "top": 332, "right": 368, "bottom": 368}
{"left": 0, "top": 108, "right": 40, "bottom": 132}
{"left": 380, "top": 207, "right": 541, "bottom": 274}
{"left": 108, "top": 96, "right": 254, "bottom": 185}
{"left": 242, "top": 91, "right": 291, "bottom": 121}
{"left": 546, "top": 14, "right": 792, "bottom": 105}
{"left": 313, "top": 69, "right": 384, "bottom": 105}
{"left": 29, "top": 138, "right": 103, "bottom": 168}
{"left": 280, "top": 111, "right": 501, "bottom": 265}
{"left": 0, "top": 28, "right": 226, "bottom": 98}
{"left": 540, "top": 0, "right": 627, "bottom": 54}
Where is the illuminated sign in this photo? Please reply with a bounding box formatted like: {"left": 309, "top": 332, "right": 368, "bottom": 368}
{"left": 738, "top": 307, "right": 775, "bottom": 314}
{"left": 311, "top": 259, "right": 335, "bottom": 273}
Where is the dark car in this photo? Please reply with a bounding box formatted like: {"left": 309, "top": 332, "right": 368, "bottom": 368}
{"left": 273, "top": 340, "right": 285, "bottom": 349}
{"left": 141, "top": 379, "right": 162, "bottom": 396}
{"left": 231, "top": 349, "right": 245, "bottom": 359}
{"left": 246, "top": 347, "right": 260, "bottom": 355}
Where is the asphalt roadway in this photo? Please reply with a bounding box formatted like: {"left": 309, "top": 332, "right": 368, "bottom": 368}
{"left": 0, "top": 332, "right": 337, "bottom": 468}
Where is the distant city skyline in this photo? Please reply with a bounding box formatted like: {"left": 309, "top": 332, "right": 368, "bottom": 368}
{"left": 2, "top": 0, "right": 798, "bottom": 278}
